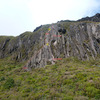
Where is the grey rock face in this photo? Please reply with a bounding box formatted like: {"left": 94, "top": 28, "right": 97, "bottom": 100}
{"left": 1, "top": 22, "right": 100, "bottom": 70}
{"left": 24, "top": 22, "right": 100, "bottom": 69}
{"left": 0, "top": 26, "right": 49, "bottom": 61}
{"left": 78, "top": 13, "right": 100, "bottom": 22}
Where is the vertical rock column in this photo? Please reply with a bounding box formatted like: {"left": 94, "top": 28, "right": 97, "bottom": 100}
{"left": 87, "top": 25, "right": 97, "bottom": 59}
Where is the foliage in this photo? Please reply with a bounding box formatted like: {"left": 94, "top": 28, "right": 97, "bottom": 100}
{"left": 0, "top": 77, "right": 5, "bottom": 82}
{"left": 3, "top": 78, "right": 15, "bottom": 89}
{"left": 0, "top": 57, "right": 100, "bottom": 100}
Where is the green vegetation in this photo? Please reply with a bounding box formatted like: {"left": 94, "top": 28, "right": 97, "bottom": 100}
{"left": 0, "top": 36, "right": 14, "bottom": 44}
{"left": 0, "top": 57, "right": 100, "bottom": 100}
{"left": 3, "top": 78, "right": 15, "bottom": 89}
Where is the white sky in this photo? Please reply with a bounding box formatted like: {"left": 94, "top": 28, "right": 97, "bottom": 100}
{"left": 0, "top": 0, "right": 100, "bottom": 36}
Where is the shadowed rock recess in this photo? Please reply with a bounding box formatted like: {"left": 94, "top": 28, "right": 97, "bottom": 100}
{"left": 1, "top": 14, "right": 100, "bottom": 70}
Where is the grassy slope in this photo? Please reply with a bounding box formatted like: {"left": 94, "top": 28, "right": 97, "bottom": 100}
{"left": 0, "top": 21, "right": 100, "bottom": 100}
{"left": 0, "top": 57, "right": 100, "bottom": 100}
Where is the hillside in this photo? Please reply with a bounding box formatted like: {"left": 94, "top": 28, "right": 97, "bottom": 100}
{"left": 1, "top": 14, "right": 100, "bottom": 70}
{"left": 0, "top": 13, "right": 100, "bottom": 100}
{"left": 78, "top": 13, "right": 100, "bottom": 22}
{"left": 0, "top": 57, "right": 100, "bottom": 100}
{"left": 1, "top": 21, "right": 100, "bottom": 70}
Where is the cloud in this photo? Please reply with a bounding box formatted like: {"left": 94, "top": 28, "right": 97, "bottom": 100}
{"left": 83, "top": 0, "right": 100, "bottom": 16}
{"left": 0, "top": 0, "right": 33, "bottom": 36}
{"left": 0, "top": 0, "right": 100, "bottom": 36}
{"left": 28, "top": 0, "right": 100, "bottom": 26}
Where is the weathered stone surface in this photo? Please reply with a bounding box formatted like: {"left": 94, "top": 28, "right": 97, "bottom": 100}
{"left": 24, "top": 22, "right": 100, "bottom": 69}
{"left": 1, "top": 18, "right": 100, "bottom": 70}
{"left": 0, "top": 25, "right": 49, "bottom": 61}
{"left": 78, "top": 13, "right": 100, "bottom": 22}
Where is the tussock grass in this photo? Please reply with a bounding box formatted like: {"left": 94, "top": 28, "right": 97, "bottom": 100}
{"left": 0, "top": 57, "right": 100, "bottom": 100}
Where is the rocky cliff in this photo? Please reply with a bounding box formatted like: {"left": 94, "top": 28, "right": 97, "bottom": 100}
{"left": 0, "top": 25, "right": 50, "bottom": 61}
{"left": 24, "top": 22, "right": 100, "bottom": 70}
{"left": 0, "top": 14, "right": 100, "bottom": 70}
{"left": 78, "top": 13, "right": 100, "bottom": 22}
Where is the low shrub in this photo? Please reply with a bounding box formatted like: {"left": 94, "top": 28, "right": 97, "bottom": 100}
{"left": 3, "top": 78, "right": 15, "bottom": 89}
{"left": 85, "top": 86, "right": 99, "bottom": 98}
{"left": 0, "top": 76, "right": 5, "bottom": 82}
{"left": 95, "top": 94, "right": 100, "bottom": 99}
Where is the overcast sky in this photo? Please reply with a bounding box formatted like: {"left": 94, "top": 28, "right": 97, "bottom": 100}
{"left": 0, "top": 0, "right": 100, "bottom": 36}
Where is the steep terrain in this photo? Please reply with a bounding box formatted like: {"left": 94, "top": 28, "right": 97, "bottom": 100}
{"left": 78, "top": 13, "right": 100, "bottom": 22}
{"left": 1, "top": 20, "right": 100, "bottom": 70}
{"left": 0, "top": 13, "right": 100, "bottom": 100}
{"left": 0, "top": 25, "right": 50, "bottom": 61}
{"left": 24, "top": 22, "right": 100, "bottom": 70}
